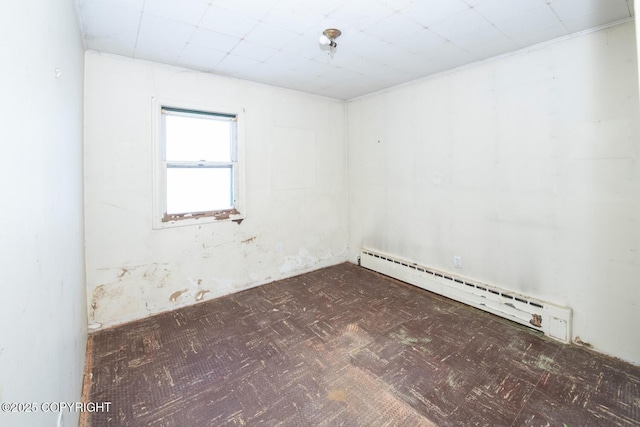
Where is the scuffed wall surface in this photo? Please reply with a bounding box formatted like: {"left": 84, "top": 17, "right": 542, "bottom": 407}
{"left": 347, "top": 22, "right": 640, "bottom": 365}
{"left": 84, "top": 53, "right": 348, "bottom": 328}
{"left": 0, "top": 0, "right": 87, "bottom": 425}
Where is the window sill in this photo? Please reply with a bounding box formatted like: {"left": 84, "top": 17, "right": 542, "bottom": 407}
{"left": 153, "top": 209, "right": 245, "bottom": 229}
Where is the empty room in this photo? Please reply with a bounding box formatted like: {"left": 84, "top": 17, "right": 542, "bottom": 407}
{"left": 2, "top": 0, "right": 640, "bottom": 426}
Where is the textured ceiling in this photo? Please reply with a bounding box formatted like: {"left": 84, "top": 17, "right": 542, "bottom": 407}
{"left": 76, "top": 0, "right": 634, "bottom": 100}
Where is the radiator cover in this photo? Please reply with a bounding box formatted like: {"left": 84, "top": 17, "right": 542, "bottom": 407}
{"left": 360, "top": 249, "right": 572, "bottom": 343}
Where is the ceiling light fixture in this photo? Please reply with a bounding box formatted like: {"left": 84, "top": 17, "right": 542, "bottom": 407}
{"left": 318, "top": 28, "right": 341, "bottom": 58}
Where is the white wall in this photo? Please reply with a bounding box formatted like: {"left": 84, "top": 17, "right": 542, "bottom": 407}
{"left": 84, "top": 53, "right": 348, "bottom": 327}
{"left": 0, "top": 1, "right": 87, "bottom": 426}
{"left": 348, "top": 21, "right": 640, "bottom": 365}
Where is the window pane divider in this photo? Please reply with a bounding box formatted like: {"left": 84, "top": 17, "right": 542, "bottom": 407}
{"left": 166, "top": 161, "right": 234, "bottom": 168}
{"left": 161, "top": 107, "right": 236, "bottom": 121}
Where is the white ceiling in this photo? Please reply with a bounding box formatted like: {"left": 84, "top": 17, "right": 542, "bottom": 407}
{"left": 76, "top": 0, "right": 634, "bottom": 100}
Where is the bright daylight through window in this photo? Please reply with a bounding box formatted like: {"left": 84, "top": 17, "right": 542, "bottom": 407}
{"left": 161, "top": 107, "right": 239, "bottom": 222}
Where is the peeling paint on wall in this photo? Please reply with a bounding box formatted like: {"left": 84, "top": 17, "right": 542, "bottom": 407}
{"left": 575, "top": 336, "right": 594, "bottom": 349}
{"left": 530, "top": 314, "right": 543, "bottom": 328}
{"left": 280, "top": 248, "right": 318, "bottom": 274}
{"left": 90, "top": 285, "right": 106, "bottom": 321}
{"left": 195, "top": 290, "right": 210, "bottom": 301}
{"left": 169, "top": 289, "right": 188, "bottom": 302}
{"left": 84, "top": 53, "right": 349, "bottom": 329}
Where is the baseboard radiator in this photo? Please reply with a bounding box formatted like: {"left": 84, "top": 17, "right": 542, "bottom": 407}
{"left": 360, "top": 249, "right": 572, "bottom": 343}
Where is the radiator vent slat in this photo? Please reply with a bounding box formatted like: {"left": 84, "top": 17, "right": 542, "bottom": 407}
{"left": 360, "top": 249, "right": 572, "bottom": 343}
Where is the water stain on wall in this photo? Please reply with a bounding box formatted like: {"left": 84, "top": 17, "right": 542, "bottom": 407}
{"left": 90, "top": 285, "right": 106, "bottom": 320}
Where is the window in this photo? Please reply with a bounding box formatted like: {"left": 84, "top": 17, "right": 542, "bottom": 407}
{"left": 153, "top": 101, "right": 244, "bottom": 227}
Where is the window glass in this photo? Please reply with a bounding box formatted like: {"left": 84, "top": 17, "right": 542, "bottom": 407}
{"left": 160, "top": 107, "right": 238, "bottom": 221}
{"left": 165, "top": 114, "right": 232, "bottom": 162}
{"left": 166, "top": 167, "right": 232, "bottom": 214}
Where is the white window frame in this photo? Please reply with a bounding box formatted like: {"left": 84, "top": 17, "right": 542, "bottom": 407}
{"left": 151, "top": 96, "right": 245, "bottom": 229}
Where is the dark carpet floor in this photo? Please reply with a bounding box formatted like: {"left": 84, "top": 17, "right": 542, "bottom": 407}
{"left": 84, "top": 262, "right": 640, "bottom": 426}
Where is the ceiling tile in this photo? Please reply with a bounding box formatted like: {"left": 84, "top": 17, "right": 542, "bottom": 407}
{"left": 316, "top": 67, "right": 364, "bottom": 87}
{"left": 230, "top": 68, "right": 284, "bottom": 87}
{"left": 494, "top": 6, "right": 569, "bottom": 47}
{"left": 463, "top": 0, "right": 487, "bottom": 6}
{"left": 282, "top": 34, "right": 329, "bottom": 60}
{"left": 261, "top": 2, "right": 323, "bottom": 35}
{"left": 250, "top": 61, "right": 305, "bottom": 82}
{"left": 378, "top": 0, "right": 416, "bottom": 13}
{"left": 189, "top": 28, "right": 240, "bottom": 54}
{"left": 402, "top": 0, "right": 471, "bottom": 27}
{"left": 549, "top": 0, "right": 631, "bottom": 33}
{"left": 78, "top": 0, "right": 634, "bottom": 99}
{"left": 211, "top": 0, "right": 279, "bottom": 21}
{"left": 82, "top": 15, "right": 139, "bottom": 56}
{"left": 335, "top": 54, "right": 405, "bottom": 82}
{"left": 374, "top": 50, "right": 439, "bottom": 80}
{"left": 143, "top": 0, "right": 209, "bottom": 25}
{"left": 299, "top": 0, "right": 351, "bottom": 16}
{"left": 420, "top": 40, "right": 479, "bottom": 71}
{"left": 244, "top": 22, "right": 302, "bottom": 51}
{"left": 198, "top": 5, "right": 259, "bottom": 39}
{"left": 176, "top": 44, "right": 227, "bottom": 71}
{"left": 321, "top": 79, "right": 384, "bottom": 99}
{"left": 289, "top": 58, "right": 337, "bottom": 78}
{"left": 362, "top": 13, "right": 426, "bottom": 44}
{"left": 391, "top": 27, "right": 444, "bottom": 55}
{"left": 79, "top": 0, "right": 144, "bottom": 22}
{"left": 476, "top": 0, "right": 567, "bottom": 47}
{"left": 230, "top": 40, "right": 279, "bottom": 62}
{"left": 134, "top": 14, "right": 196, "bottom": 62}
{"left": 84, "top": 28, "right": 137, "bottom": 57}
{"left": 401, "top": 60, "right": 447, "bottom": 80}
{"left": 265, "top": 50, "right": 308, "bottom": 71}
{"left": 215, "top": 53, "right": 262, "bottom": 76}
{"left": 80, "top": 1, "right": 141, "bottom": 56}
{"left": 473, "top": 0, "right": 548, "bottom": 26}
{"left": 429, "top": 8, "right": 492, "bottom": 41}
{"left": 337, "top": 31, "right": 400, "bottom": 62}
{"left": 495, "top": 20, "right": 568, "bottom": 48}
{"left": 453, "top": 25, "right": 520, "bottom": 58}
{"left": 328, "top": 0, "right": 394, "bottom": 31}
